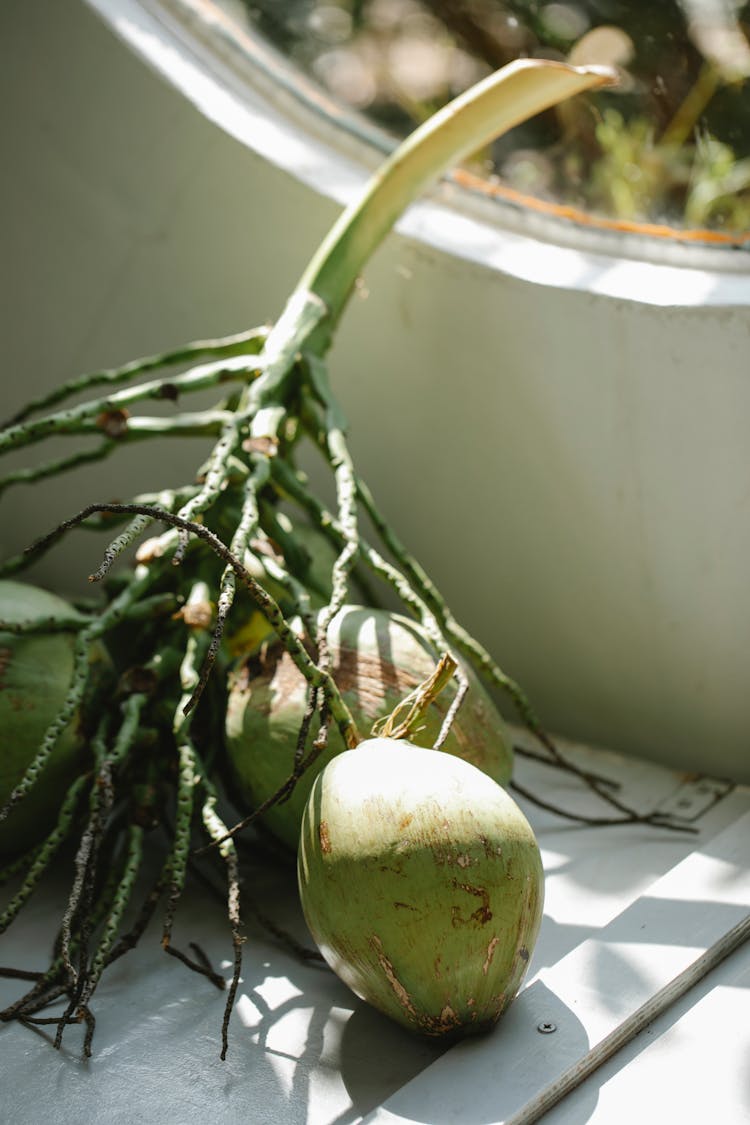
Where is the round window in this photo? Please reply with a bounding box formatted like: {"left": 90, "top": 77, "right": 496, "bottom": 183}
{"left": 217, "top": 0, "right": 750, "bottom": 244}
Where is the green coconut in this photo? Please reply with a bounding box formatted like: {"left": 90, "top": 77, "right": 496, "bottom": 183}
{"left": 0, "top": 580, "right": 108, "bottom": 857}
{"left": 298, "top": 737, "right": 543, "bottom": 1037}
{"left": 225, "top": 605, "right": 514, "bottom": 852}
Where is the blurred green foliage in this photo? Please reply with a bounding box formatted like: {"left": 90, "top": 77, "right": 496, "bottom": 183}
{"left": 237, "top": 0, "right": 750, "bottom": 233}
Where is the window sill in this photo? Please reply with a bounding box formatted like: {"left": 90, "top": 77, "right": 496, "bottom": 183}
{"left": 2, "top": 738, "right": 748, "bottom": 1122}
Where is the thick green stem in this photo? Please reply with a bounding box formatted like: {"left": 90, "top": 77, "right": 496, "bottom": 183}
{"left": 268, "top": 59, "right": 615, "bottom": 361}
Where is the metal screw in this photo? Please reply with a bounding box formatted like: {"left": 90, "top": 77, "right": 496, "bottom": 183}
{"left": 537, "top": 1020, "right": 557, "bottom": 1034}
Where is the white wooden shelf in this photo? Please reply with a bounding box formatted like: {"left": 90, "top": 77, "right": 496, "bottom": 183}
{"left": 2, "top": 736, "right": 748, "bottom": 1124}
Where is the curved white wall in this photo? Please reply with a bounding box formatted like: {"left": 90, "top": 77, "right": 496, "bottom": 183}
{"left": 2, "top": 0, "right": 748, "bottom": 781}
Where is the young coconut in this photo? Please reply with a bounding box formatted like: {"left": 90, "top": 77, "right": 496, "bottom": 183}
{"left": 0, "top": 580, "right": 109, "bottom": 857}
{"left": 298, "top": 738, "right": 543, "bottom": 1037}
{"left": 225, "top": 605, "right": 513, "bottom": 851}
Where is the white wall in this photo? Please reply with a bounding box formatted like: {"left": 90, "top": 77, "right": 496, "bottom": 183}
{"left": 2, "top": 0, "right": 748, "bottom": 781}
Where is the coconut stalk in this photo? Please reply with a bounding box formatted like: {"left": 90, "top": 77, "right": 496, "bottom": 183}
{"left": 5, "top": 57, "right": 694, "bottom": 1061}
{"left": 237, "top": 60, "right": 618, "bottom": 424}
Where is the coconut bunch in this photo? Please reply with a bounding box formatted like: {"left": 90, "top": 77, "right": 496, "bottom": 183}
{"left": 1, "top": 59, "right": 674, "bottom": 1059}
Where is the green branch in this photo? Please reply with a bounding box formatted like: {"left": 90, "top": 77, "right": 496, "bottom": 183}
{"left": 265, "top": 59, "right": 616, "bottom": 365}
